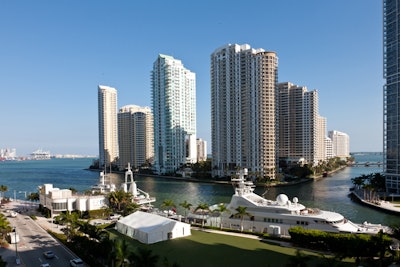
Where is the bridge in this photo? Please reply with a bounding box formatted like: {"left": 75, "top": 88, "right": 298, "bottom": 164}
{"left": 350, "top": 162, "right": 383, "bottom": 167}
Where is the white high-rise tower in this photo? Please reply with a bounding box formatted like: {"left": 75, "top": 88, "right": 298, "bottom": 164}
{"left": 151, "top": 54, "right": 197, "bottom": 174}
{"left": 98, "top": 85, "right": 119, "bottom": 169}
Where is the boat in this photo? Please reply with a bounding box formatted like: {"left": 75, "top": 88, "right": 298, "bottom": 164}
{"left": 206, "top": 168, "right": 390, "bottom": 236}
{"left": 120, "top": 163, "right": 156, "bottom": 207}
{"left": 30, "top": 149, "right": 51, "bottom": 160}
{"left": 91, "top": 170, "right": 117, "bottom": 194}
{"left": 92, "top": 163, "right": 156, "bottom": 208}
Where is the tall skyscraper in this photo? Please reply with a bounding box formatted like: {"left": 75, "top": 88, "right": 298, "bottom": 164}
{"left": 196, "top": 138, "right": 207, "bottom": 162}
{"left": 211, "top": 44, "right": 278, "bottom": 179}
{"left": 383, "top": 0, "right": 400, "bottom": 194}
{"left": 118, "top": 105, "right": 154, "bottom": 170}
{"left": 328, "top": 130, "right": 350, "bottom": 158}
{"left": 151, "top": 54, "right": 197, "bottom": 174}
{"left": 278, "top": 82, "right": 326, "bottom": 166}
{"left": 98, "top": 85, "right": 119, "bottom": 169}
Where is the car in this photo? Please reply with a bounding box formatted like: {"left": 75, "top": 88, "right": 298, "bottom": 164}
{"left": 43, "top": 251, "right": 55, "bottom": 259}
{"left": 40, "top": 263, "right": 50, "bottom": 267}
{"left": 108, "top": 214, "right": 121, "bottom": 220}
{"left": 70, "top": 258, "right": 84, "bottom": 267}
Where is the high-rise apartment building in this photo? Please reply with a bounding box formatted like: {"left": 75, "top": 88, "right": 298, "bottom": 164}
{"left": 196, "top": 138, "right": 207, "bottom": 162}
{"left": 328, "top": 130, "right": 350, "bottom": 158}
{"left": 118, "top": 105, "right": 154, "bottom": 170}
{"left": 325, "top": 137, "right": 333, "bottom": 160}
{"left": 151, "top": 54, "right": 197, "bottom": 174}
{"left": 211, "top": 44, "right": 278, "bottom": 179}
{"left": 384, "top": 0, "right": 400, "bottom": 194}
{"left": 98, "top": 85, "right": 119, "bottom": 168}
{"left": 278, "top": 82, "right": 326, "bottom": 166}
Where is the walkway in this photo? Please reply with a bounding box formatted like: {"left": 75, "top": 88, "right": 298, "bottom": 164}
{"left": 350, "top": 190, "right": 400, "bottom": 215}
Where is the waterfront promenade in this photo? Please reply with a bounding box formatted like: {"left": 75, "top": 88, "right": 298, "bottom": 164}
{"left": 350, "top": 189, "right": 400, "bottom": 215}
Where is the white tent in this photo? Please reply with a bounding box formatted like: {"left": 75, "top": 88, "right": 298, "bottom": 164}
{"left": 115, "top": 211, "right": 191, "bottom": 244}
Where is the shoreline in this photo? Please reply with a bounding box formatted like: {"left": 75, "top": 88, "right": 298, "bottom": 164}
{"left": 136, "top": 173, "right": 315, "bottom": 188}
{"left": 349, "top": 190, "right": 400, "bottom": 215}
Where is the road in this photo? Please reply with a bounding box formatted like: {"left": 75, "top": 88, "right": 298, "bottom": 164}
{"left": 0, "top": 201, "right": 83, "bottom": 267}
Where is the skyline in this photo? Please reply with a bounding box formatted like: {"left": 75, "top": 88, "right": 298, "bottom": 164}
{"left": 0, "top": 1, "right": 383, "bottom": 156}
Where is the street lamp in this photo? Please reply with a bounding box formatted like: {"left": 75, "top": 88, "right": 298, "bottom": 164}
{"left": 13, "top": 227, "right": 19, "bottom": 264}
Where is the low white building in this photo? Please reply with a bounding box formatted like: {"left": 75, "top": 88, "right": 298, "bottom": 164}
{"left": 39, "top": 184, "right": 108, "bottom": 216}
{"left": 115, "top": 211, "right": 191, "bottom": 244}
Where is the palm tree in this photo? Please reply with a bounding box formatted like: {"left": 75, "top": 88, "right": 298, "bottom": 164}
{"left": 0, "top": 185, "right": 7, "bottom": 201}
{"left": 234, "top": 206, "right": 252, "bottom": 232}
{"left": 124, "top": 202, "right": 140, "bottom": 216}
{"left": 217, "top": 203, "right": 229, "bottom": 229}
{"left": 113, "top": 239, "right": 130, "bottom": 267}
{"left": 27, "top": 192, "right": 39, "bottom": 202}
{"left": 179, "top": 200, "right": 192, "bottom": 221}
{"left": 128, "top": 247, "right": 159, "bottom": 267}
{"left": 58, "top": 211, "right": 80, "bottom": 241}
{"left": 195, "top": 203, "right": 209, "bottom": 227}
{"left": 108, "top": 190, "right": 132, "bottom": 212}
{"left": 161, "top": 199, "right": 176, "bottom": 216}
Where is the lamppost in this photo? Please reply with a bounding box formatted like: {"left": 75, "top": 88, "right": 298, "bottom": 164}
{"left": 13, "top": 227, "right": 19, "bottom": 264}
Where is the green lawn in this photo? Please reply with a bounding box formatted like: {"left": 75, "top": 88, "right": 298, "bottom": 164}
{"left": 109, "top": 229, "right": 355, "bottom": 267}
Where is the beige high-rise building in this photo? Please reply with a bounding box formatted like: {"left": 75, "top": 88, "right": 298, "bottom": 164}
{"left": 98, "top": 85, "right": 119, "bottom": 168}
{"left": 118, "top": 105, "right": 154, "bottom": 170}
{"left": 211, "top": 44, "right": 278, "bottom": 179}
{"left": 196, "top": 138, "right": 207, "bottom": 162}
{"left": 278, "top": 82, "right": 326, "bottom": 166}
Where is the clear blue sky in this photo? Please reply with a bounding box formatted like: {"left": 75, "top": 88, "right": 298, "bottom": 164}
{"left": 0, "top": 1, "right": 383, "bottom": 156}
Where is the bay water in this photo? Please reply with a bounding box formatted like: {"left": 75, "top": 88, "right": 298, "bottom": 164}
{"left": 0, "top": 152, "right": 398, "bottom": 226}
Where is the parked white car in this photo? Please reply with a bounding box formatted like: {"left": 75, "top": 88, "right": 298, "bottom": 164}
{"left": 70, "top": 258, "right": 84, "bottom": 267}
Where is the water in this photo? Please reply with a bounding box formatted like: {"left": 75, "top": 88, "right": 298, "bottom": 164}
{"left": 0, "top": 153, "right": 398, "bottom": 226}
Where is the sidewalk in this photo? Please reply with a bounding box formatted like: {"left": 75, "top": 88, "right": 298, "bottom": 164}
{"left": 350, "top": 190, "right": 400, "bottom": 215}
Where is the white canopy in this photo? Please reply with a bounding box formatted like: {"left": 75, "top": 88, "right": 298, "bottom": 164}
{"left": 115, "top": 211, "right": 191, "bottom": 244}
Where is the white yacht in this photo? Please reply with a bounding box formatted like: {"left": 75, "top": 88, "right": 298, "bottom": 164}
{"left": 91, "top": 170, "right": 116, "bottom": 194}
{"left": 120, "top": 163, "right": 156, "bottom": 207}
{"left": 92, "top": 163, "right": 156, "bottom": 207}
{"left": 211, "top": 168, "right": 390, "bottom": 236}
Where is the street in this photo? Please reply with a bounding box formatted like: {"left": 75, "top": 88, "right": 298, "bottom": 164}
{"left": 0, "top": 201, "right": 83, "bottom": 267}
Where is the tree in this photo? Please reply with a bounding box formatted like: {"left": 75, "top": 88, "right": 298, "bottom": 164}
{"left": 161, "top": 199, "right": 176, "bottom": 216}
{"left": 234, "top": 206, "right": 252, "bottom": 232}
{"left": 195, "top": 203, "right": 209, "bottom": 227}
{"left": 128, "top": 247, "right": 159, "bottom": 267}
{"left": 216, "top": 203, "right": 229, "bottom": 229}
{"left": 113, "top": 239, "right": 130, "bottom": 267}
{"left": 179, "top": 200, "right": 192, "bottom": 221}
{"left": 27, "top": 192, "right": 39, "bottom": 201}
{"left": 57, "top": 211, "right": 80, "bottom": 241}
{"left": 108, "top": 190, "right": 132, "bottom": 212}
{"left": 0, "top": 214, "right": 11, "bottom": 243}
{"left": 123, "top": 202, "right": 141, "bottom": 216}
{"left": 0, "top": 185, "right": 7, "bottom": 200}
